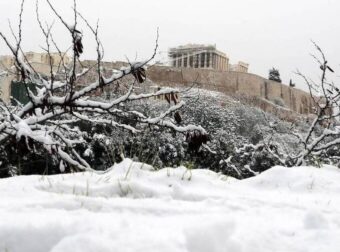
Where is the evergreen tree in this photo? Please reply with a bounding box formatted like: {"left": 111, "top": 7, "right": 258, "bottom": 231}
{"left": 269, "top": 68, "right": 282, "bottom": 83}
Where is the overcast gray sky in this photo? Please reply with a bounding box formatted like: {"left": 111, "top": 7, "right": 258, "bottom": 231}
{"left": 0, "top": 0, "right": 339, "bottom": 90}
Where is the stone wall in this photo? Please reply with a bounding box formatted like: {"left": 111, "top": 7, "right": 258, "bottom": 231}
{"left": 0, "top": 56, "right": 316, "bottom": 121}
{"left": 0, "top": 75, "right": 14, "bottom": 103}
{"left": 0, "top": 52, "right": 71, "bottom": 103}
{"left": 0, "top": 62, "right": 62, "bottom": 103}
{"left": 147, "top": 66, "right": 314, "bottom": 120}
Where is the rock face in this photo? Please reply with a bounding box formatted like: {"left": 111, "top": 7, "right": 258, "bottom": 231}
{"left": 147, "top": 65, "right": 316, "bottom": 121}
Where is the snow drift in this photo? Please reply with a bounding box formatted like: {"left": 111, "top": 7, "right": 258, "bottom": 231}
{"left": 0, "top": 159, "right": 340, "bottom": 252}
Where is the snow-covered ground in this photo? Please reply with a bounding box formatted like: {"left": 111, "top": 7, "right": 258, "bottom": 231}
{"left": 1, "top": 160, "right": 340, "bottom": 252}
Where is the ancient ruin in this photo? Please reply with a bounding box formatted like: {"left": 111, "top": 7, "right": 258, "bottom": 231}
{"left": 168, "top": 44, "right": 249, "bottom": 73}
{"left": 168, "top": 44, "right": 229, "bottom": 71}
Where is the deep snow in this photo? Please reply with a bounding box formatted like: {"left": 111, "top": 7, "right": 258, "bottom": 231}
{"left": 0, "top": 159, "right": 340, "bottom": 252}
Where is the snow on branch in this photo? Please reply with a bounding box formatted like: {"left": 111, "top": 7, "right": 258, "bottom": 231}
{"left": 0, "top": 1, "right": 206, "bottom": 173}
{"left": 288, "top": 42, "right": 340, "bottom": 166}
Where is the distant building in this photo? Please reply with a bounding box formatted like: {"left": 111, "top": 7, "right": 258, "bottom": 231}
{"left": 229, "top": 61, "right": 249, "bottom": 73}
{"left": 0, "top": 52, "right": 70, "bottom": 103}
{"left": 0, "top": 55, "right": 15, "bottom": 69}
{"left": 168, "top": 44, "right": 229, "bottom": 71}
{"left": 168, "top": 44, "right": 249, "bottom": 73}
{"left": 0, "top": 51, "right": 70, "bottom": 69}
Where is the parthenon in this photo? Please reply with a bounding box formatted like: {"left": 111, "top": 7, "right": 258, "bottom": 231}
{"left": 168, "top": 44, "right": 229, "bottom": 71}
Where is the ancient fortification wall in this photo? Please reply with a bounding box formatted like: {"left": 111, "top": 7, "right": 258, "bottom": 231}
{"left": 147, "top": 66, "right": 314, "bottom": 120}
{"left": 0, "top": 52, "right": 315, "bottom": 121}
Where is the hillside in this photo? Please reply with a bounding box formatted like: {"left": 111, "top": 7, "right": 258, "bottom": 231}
{"left": 0, "top": 82, "right": 311, "bottom": 179}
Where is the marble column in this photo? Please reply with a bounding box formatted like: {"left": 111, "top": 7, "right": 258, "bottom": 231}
{"left": 220, "top": 56, "right": 222, "bottom": 70}
{"left": 198, "top": 53, "right": 201, "bottom": 68}
{"left": 211, "top": 53, "right": 216, "bottom": 69}
{"left": 215, "top": 54, "right": 218, "bottom": 69}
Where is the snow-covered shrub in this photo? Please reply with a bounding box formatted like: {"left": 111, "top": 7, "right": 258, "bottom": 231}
{"left": 271, "top": 97, "right": 286, "bottom": 107}
{"left": 86, "top": 88, "right": 298, "bottom": 178}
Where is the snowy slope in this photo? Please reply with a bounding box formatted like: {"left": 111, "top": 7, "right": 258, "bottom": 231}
{"left": 1, "top": 160, "right": 340, "bottom": 252}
